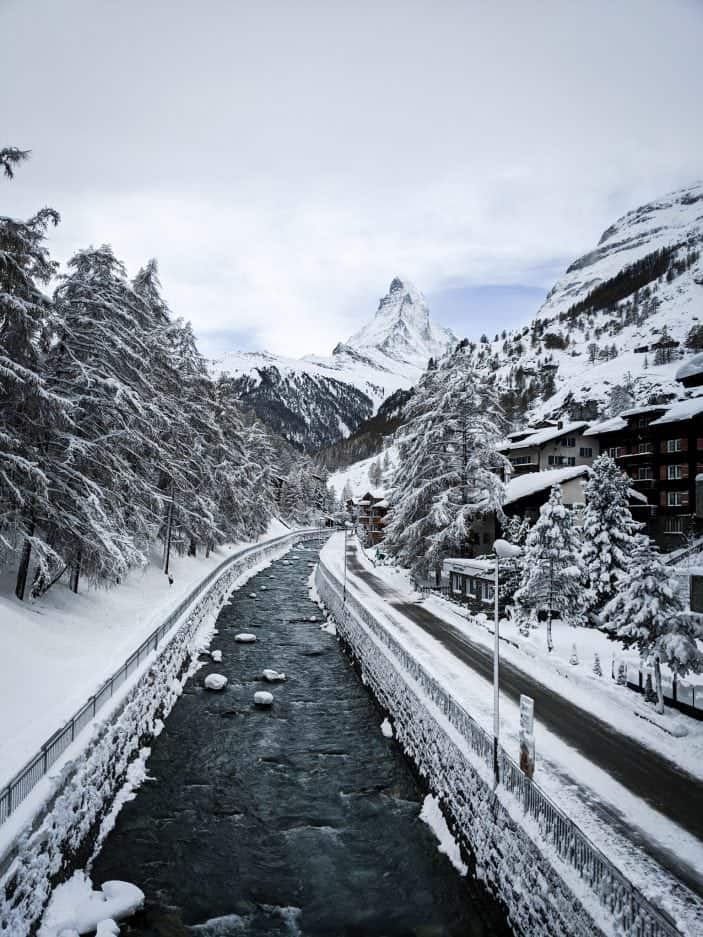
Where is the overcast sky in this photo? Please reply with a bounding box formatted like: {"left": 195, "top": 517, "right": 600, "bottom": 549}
{"left": 2, "top": 0, "right": 702, "bottom": 357}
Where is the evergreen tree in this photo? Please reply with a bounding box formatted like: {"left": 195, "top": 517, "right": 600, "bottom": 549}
{"left": 604, "top": 536, "right": 703, "bottom": 713}
{"left": 592, "top": 653, "right": 602, "bottom": 677}
{"left": 569, "top": 644, "right": 579, "bottom": 666}
{"left": 341, "top": 480, "right": 353, "bottom": 504}
{"left": 616, "top": 661, "right": 628, "bottom": 686}
{"left": 514, "top": 485, "right": 588, "bottom": 651}
{"left": 384, "top": 344, "right": 507, "bottom": 578}
{"left": 581, "top": 455, "right": 640, "bottom": 615}
{"left": 0, "top": 150, "right": 65, "bottom": 597}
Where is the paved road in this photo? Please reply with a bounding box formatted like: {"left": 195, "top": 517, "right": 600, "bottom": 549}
{"left": 346, "top": 543, "right": 703, "bottom": 899}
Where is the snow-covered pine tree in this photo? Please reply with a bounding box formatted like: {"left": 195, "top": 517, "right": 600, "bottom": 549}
{"left": 593, "top": 653, "right": 602, "bottom": 677}
{"left": 616, "top": 661, "right": 628, "bottom": 686}
{"left": 0, "top": 149, "right": 66, "bottom": 597}
{"left": 603, "top": 535, "right": 703, "bottom": 713}
{"left": 582, "top": 455, "right": 640, "bottom": 616}
{"left": 384, "top": 343, "right": 507, "bottom": 579}
{"left": 341, "top": 480, "right": 353, "bottom": 504}
{"left": 513, "top": 485, "right": 588, "bottom": 652}
{"left": 569, "top": 644, "right": 579, "bottom": 666}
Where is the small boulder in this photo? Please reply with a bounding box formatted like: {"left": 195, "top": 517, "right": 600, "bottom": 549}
{"left": 211, "top": 649, "right": 223, "bottom": 662}
{"left": 262, "top": 669, "right": 286, "bottom": 682}
{"left": 205, "top": 674, "right": 228, "bottom": 691}
{"left": 235, "top": 633, "right": 257, "bottom": 643}
{"left": 249, "top": 592, "right": 257, "bottom": 598}
{"left": 254, "top": 691, "right": 274, "bottom": 707}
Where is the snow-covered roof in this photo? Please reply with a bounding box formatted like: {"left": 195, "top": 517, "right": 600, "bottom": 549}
{"left": 501, "top": 421, "right": 589, "bottom": 451}
{"left": 583, "top": 415, "right": 627, "bottom": 436}
{"left": 504, "top": 465, "right": 590, "bottom": 505}
{"left": 676, "top": 353, "right": 703, "bottom": 382}
{"left": 650, "top": 396, "right": 703, "bottom": 425}
{"left": 618, "top": 404, "right": 668, "bottom": 417}
{"left": 443, "top": 557, "right": 496, "bottom": 575}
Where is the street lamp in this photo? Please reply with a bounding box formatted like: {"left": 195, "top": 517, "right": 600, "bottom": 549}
{"left": 492, "top": 538, "right": 523, "bottom": 788}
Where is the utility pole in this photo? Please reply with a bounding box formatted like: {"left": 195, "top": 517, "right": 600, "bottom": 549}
{"left": 492, "top": 539, "right": 523, "bottom": 788}
{"left": 162, "top": 483, "right": 175, "bottom": 576}
{"left": 343, "top": 525, "right": 348, "bottom": 604}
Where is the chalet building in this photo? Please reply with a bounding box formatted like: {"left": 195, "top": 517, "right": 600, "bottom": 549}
{"left": 346, "top": 491, "right": 388, "bottom": 545}
{"left": 500, "top": 421, "right": 598, "bottom": 476}
{"left": 585, "top": 396, "right": 703, "bottom": 547}
{"left": 459, "top": 465, "right": 591, "bottom": 557}
{"left": 442, "top": 558, "right": 498, "bottom": 614}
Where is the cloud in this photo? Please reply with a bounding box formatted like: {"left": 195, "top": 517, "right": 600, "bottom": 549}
{"left": 2, "top": 0, "right": 702, "bottom": 356}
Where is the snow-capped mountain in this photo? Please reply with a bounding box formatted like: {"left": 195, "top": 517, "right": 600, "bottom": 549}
{"left": 213, "top": 278, "right": 456, "bottom": 450}
{"left": 467, "top": 181, "right": 703, "bottom": 424}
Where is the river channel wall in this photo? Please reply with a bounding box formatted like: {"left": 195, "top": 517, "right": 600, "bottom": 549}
{"left": 314, "top": 557, "right": 681, "bottom": 937}
{"left": 0, "top": 530, "right": 328, "bottom": 937}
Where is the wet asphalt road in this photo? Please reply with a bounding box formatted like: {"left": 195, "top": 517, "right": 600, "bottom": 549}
{"left": 90, "top": 545, "right": 512, "bottom": 937}
{"left": 346, "top": 542, "right": 703, "bottom": 900}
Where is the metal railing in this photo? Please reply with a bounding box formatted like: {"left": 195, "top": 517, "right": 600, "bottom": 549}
{"left": 316, "top": 559, "right": 683, "bottom": 937}
{"left": 0, "top": 528, "right": 329, "bottom": 829}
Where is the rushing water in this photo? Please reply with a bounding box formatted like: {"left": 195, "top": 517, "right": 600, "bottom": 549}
{"left": 91, "top": 545, "right": 511, "bottom": 936}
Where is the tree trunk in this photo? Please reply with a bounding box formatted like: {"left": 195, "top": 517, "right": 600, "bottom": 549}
{"left": 70, "top": 552, "right": 82, "bottom": 594}
{"left": 188, "top": 538, "right": 197, "bottom": 557}
{"left": 162, "top": 485, "right": 175, "bottom": 575}
{"left": 15, "top": 517, "right": 35, "bottom": 601}
{"left": 547, "top": 609, "right": 554, "bottom": 653}
{"left": 653, "top": 654, "right": 665, "bottom": 714}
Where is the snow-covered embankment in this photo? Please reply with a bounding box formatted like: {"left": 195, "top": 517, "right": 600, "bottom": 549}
{"left": 0, "top": 529, "right": 327, "bottom": 937}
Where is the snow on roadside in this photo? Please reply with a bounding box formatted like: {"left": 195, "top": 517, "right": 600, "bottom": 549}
{"left": 38, "top": 871, "right": 143, "bottom": 936}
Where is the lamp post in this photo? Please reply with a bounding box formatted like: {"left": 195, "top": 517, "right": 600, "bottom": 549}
{"left": 343, "top": 523, "right": 349, "bottom": 604}
{"left": 492, "top": 538, "right": 523, "bottom": 788}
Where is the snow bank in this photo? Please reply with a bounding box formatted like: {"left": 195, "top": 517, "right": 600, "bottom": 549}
{"left": 419, "top": 795, "right": 467, "bottom": 876}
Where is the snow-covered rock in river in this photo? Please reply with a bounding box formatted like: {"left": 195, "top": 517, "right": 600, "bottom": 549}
{"left": 46, "top": 876, "right": 144, "bottom": 936}
{"left": 262, "top": 669, "right": 286, "bottom": 682}
{"left": 211, "top": 277, "right": 455, "bottom": 450}
{"left": 254, "top": 691, "right": 274, "bottom": 706}
{"left": 234, "top": 633, "right": 257, "bottom": 643}
{"left": 211, "top": 650, "right": 222, "bottom": 662}
{"left": 204, "top": 673, "right": 228, "bottom": 691}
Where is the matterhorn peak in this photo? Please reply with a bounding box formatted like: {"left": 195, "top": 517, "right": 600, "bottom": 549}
{"left": 345, "top": 277, "right": 456, "bottom": 367}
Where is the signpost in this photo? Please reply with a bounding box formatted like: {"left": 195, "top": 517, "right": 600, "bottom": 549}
{"left": 519, "top": 694, "right": 535, "bottom": 779}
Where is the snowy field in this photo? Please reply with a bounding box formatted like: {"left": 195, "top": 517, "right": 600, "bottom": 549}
{"left": 328, "top": 444, "right": 399, "bottom": 500}
{"left": 0, "top": 519, "right": 291, "bottom": 788}
{"left": 322, "top": 536, "right": 703, "bottom": 930}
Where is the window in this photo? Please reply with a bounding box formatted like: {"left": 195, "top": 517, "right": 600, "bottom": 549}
{"left": 481, "top": 581, "right": 495, "bottom": 603}
{"left": 511, "top": 455, "right": 534, "bottom": 466}
{"left": 579, "top": 447, "right": 593, "bottom": 458}
{"left": 667, "top": 465, "right": 682, "bottom": 480}
{"left": 451, "top": 573, "right": 462, "bottom": 594}
{"left": 667, "top": 439, "right": 683, "bottom": 453}
{"left": 637, "top": 442, "right": 652, "bottom": 454}
{"left": 466, "top": 576, "right": 478, "bottom": 597}
{"left": 637, "top": 466, "right": 653, "bottom": 480}
{"left": 563, "top": 437, "right": 576, "bottom": 447}
{"left": 664, "top": 517, "right": 684, "bottom": 533}
{"left": 607, "top": 446, "right": 625, "bottom": 458}
{"left": 667, "top": 491, "right": 687, "bottom": 507}
{"left": 548, "top": 455, "right": 576, "bottom": 467}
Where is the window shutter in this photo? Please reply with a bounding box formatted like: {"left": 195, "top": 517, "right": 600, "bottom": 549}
{"left": 660, "top": 491, "right": 667, "bottom": 507}
{"left": 682, "top": 438, "right": 689, "bottom": 452}
{"left": 660, "top": 465, "right": 667, "bottom": 480}
{"left": 660, "top": 440, "right": 668, "bottom": 454}
{"left": 682, "top": 464, "right": 689, "bottom": 479}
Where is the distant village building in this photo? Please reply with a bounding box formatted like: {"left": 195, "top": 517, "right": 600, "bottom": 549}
{"left": 347, "top": 491, "right": 388, "bottom": 545}
{"left": 676, "top": 353, "right": 703, "bottom": 390}
{"left": 500, "top": 421, "right": 597, "bottom": 476}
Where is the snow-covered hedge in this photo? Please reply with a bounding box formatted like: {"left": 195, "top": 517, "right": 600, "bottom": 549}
{"left": 0, "top": 530, "right": 326, "bottom": 937}
{"left": 314, "top": 560, "right": 679, "bottom": 937}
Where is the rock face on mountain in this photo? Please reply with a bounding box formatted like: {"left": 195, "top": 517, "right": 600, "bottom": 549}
{"left": 466, "top": 181, "right": 703, "bottom": 425}
{"left": 213, "top": 278, "right": 456, "bottom": 451}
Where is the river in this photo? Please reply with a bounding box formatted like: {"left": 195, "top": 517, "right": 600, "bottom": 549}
{"left": 90, "top": 543, "right": 512, "bottom": 936}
